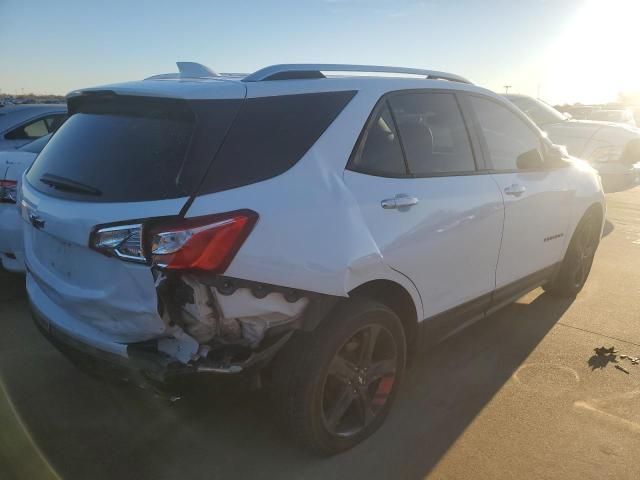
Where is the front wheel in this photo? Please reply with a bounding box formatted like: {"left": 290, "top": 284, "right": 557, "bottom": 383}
{"left": 544, "top": 209, "right": 601, "bottom": 297}
{"left": 271, "top": 299, "right": 406, "bottom": 455}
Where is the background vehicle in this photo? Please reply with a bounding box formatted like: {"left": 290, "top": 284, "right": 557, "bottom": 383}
{"left": 22, "top": 63, "right": 604, "bottom": 454}
{"left": 0, "top": 134, "right": 51, "bottom": 272}
{"left": 588, "top": 108, "right": 636, "bottom": 126}
{"left": 506, "top": 94, "right": 640, "bottom": 189}
{"left": 0, "top": 104, "right": 66, "bottom": 150}
{"left": 556, "top": 104, "right": 595, "bottom": 120}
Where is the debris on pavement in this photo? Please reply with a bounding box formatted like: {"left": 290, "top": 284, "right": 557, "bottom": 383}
{"left": 590, "top": 346, "right": 640, "bottom": 373}
{"left": 589, "top": 346, "right": 619, "bottom": 370}
{"left": 594, "top": 346, "right": 618, "bottom": 356}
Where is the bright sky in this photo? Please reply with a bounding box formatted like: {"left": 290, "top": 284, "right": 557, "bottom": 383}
{"left": 1, "top": 0, "right": 639, "bottom": 104}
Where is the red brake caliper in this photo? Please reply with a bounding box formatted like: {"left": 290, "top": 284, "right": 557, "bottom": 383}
{"left": 372, "top": 376, "right": 395, "bottom": 407}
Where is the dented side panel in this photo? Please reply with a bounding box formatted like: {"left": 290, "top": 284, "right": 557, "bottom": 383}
{"left": 187, "top": 87, "right": 424, "bottom": 319}
{"left": 24, "top": 85, "right": 424, "bottom": 371}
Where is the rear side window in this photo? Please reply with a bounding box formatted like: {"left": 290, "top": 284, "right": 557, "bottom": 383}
{"left": 389, "top": 93, "right": 475, "bottom": 175}
{"left": 27, "top": 97, "right": 241, "bottom": 202}
{"left": 199, "top": 91, "right": 356, "bottom": 194}
{"left": 4, "top": 114, "right": 65, "bottom": 140}
{"left": 350, "top": 103, "right": 407, "bottom": 177}
{"left": 468, "top": 96, "right": 543, "bottom": 171}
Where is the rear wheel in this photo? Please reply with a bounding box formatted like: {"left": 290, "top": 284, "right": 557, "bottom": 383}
{"left": 544, "top": 209, "right": 601, "bottom": 297}
{"left": 271, "top": 299, "right": 406, "bottom": 455}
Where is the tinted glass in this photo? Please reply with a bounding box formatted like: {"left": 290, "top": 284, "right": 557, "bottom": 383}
{"left": 27, "top": 97, "right": 197, "bottom": 202}
{"left": 350, "top": 103, "right": 407, "bottom": 177}
{"left": 505, "top": 95, "right": 565, "bottom": 126}
{"left": 199, "top": 91, "right": 356, "bottom": 194}
{"left": 44, "top": 114, "right": 66, "bottom": 132}
{"left": 469, "top": 96, "right": 542, "bottom": 171}
{"left": 24, "top": 119, "right": 49, "bottom": 138}
{"left": 390, "top": 93, "right": 475, "bottom": 175}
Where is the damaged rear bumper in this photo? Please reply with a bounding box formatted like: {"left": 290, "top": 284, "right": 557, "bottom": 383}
{"left": 31, "top": 300, "right": 293, "bottom": 383}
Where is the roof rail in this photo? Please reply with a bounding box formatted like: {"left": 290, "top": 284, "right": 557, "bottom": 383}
{"left": 242, "top": 64, "right": 472, "bottom": 84}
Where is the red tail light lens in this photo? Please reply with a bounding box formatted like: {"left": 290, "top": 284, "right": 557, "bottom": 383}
{"left": 0, "top": 180, "right": 18, "bottom": 204}
{"left": 148, "top": 210, "right": 258, "bottom": 272}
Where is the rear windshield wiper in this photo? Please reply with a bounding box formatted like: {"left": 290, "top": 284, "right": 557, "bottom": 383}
{"left": 40, "top": 173, "right": 102, "bottom": 196}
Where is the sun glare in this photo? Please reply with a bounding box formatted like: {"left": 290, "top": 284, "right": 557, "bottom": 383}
{"left": 543, "top": 0, "right": 640, "bottom": 104}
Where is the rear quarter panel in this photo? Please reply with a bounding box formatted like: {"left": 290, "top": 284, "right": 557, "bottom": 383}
{"left": 186, "top": 87, "right": 424, "bottom": 318}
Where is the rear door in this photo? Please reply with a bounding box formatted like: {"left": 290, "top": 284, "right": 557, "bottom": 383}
{"left": 22, "top": 91, "right": 244, "bottom": 344}
{"left": 344, "top": 91, "right": 504, "bottom": 324}
{"left": 464, "top": 94, "right": 572, "bottom": 296}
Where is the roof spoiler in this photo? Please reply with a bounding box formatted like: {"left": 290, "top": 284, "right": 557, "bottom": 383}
{"left": 145, "top": 62, "right": 219, "bottom": 80}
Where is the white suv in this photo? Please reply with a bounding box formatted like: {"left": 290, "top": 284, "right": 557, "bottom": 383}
{"left": 22, "top": 63, "right": 605, "bottom": 454}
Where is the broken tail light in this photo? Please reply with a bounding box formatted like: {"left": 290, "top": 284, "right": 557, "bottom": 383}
{"left": 148, "top": 210, "right": 258, "bottom": 272}
{"left": 90, "top": 224, "right": 145, "bottom": 262}
{"left": 90, "top": 210, "right": 258, "bottom": 273}
{"left": 0, "top": 180, "right": 18, "bottom": 204}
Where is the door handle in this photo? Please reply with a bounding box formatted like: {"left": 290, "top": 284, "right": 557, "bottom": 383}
{"left": 381, "top": 194, "right": 419, "bottom": 210}
{"left": 504, "top": 184, "right": 526, "bottom": 197}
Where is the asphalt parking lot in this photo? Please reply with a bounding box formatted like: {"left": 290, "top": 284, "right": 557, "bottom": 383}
{"left": 1, "top": 185, "right": 640, "bottom": 480}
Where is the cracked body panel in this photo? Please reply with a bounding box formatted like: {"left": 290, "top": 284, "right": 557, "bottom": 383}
{"left": 153, "top": 271, "right": 319, "bottom": 368}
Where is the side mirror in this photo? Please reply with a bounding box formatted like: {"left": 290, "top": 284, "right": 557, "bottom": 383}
{"left": 516, "top": 149, "right": 544, "bottom": 170}
{"left": 545, "top": 144, "right": 570, "bottom": 167}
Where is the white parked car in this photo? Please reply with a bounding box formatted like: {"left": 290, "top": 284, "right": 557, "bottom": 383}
{"left": 0, "top": 104, "right": 66, "bottom": 151}
{"left": 0, "top": 134, "right": 51, "bottom": 271}
{"left": 505, "top": 95, "right": 640, "bottom": 188}
{"left": 22, "top": 63, "right": 604, "bottom": 454}
{"left": 589, "top": 108, "right": 636, "bottom": 127}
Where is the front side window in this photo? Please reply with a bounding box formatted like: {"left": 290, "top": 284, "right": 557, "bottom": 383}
{"left": 469, "top": 96, "right": 543, "bottom": 171}
{"left": 350, "top": 103, "right": 407, "bottom": 177}
{"left": 389, "top": 93, "right": 475, "bottom": 175}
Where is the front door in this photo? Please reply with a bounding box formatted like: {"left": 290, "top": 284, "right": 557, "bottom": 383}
{"left": 465, "top": 94, "right": 572, "bottom": 291}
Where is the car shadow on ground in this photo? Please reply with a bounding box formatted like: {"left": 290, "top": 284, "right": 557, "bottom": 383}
{"left": 0, "top": 269, "right": 573, "bottom": 480}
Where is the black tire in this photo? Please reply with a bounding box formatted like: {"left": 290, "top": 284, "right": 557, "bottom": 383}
{"left": 270, "top": 298, "right": 406, "bottom": 455}
{"left": 543, "top": 209, "right": 601, "bottom": 298}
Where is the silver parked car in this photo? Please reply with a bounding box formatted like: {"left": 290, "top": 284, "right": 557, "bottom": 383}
{"left": 0, "top": 104, "right": 66, "bottom": 150}
{"left": 505, "top": 95, "right": 640, "bottom": 188}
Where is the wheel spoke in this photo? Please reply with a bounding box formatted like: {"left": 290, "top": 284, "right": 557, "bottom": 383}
{"left": 366, "top": 359, "right": 396, "bottom": 383}
{"left": 355, "top": 384, "right": 376, "bottom": 426}
{"left": 326, "top": 386, "right": 356, "bottom": 431}
{"left": 328, "top": 353, "right": 356, "bottom": 384}
{"left": 358, "top": 325, "right": 381, "bottom": 368}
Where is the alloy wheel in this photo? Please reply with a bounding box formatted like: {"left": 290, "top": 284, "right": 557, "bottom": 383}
{"left": 321, "top": 324, "right": 398, "bottom": 438}
{"left": 570, "top": 220, "right": 598, "bottom": 289}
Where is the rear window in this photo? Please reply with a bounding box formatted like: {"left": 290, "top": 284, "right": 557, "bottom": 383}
{"left": 27, "top": 96, "right": 241, "bottom": 202}
{"left": 198, "top": 91, "right": 357, "bottom": 194}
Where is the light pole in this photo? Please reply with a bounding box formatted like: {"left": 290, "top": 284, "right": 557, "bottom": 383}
{"left": 504, "top": 85, "right": 512, "bottom": 94}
